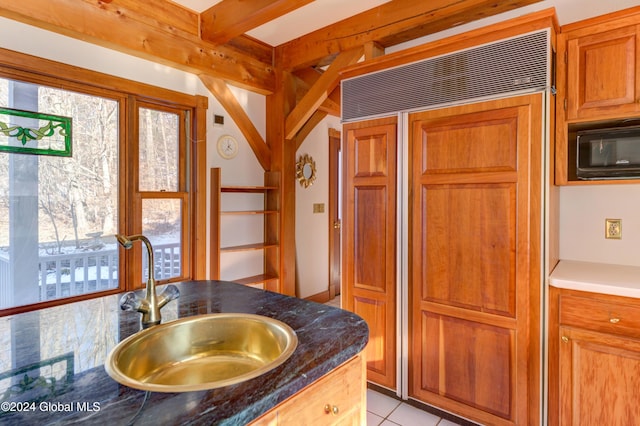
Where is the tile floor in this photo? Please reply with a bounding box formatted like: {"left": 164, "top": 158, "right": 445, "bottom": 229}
{"left": 366, "top": 389, "right": 461, "bottom": 426}
{"left": 325, "top": 297, "right": 463, "bottom": 426}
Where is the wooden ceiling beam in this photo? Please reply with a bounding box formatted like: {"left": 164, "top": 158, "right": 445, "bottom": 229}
{"left": 0, "top": 0, "right": 276, "bottom": 94}
{"left": 318, "top": 89, "right": 341, "bottom": 117}
{"left": 284, "top": 47, "right": 362, "bottom": 140}
{"left": 200, "top": 75, "right": 271, "bottom": 171}
{"left": 225, "top": 34, "right": 274, "bottom": 66}
{"left": 201, "top": 0, "right": 313, "bottom": 45}
{"left": 294, "top": 68, "right": 341, "bottom": 116}
{"left": 278, "top": 0, "right": 542, "bottom": 71}
{"left": 294, "top": 110, "right": 328, "bottom": 151}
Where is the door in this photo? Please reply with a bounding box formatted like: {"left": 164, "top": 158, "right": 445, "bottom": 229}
{"left": 328, "top": 128, "right": 341, "bottom": 300}
{"left": 342, "top": 116, "right": 397, "bottom": 390}
{"left": 409, "top": 94, "right": 543, "bottom": 425}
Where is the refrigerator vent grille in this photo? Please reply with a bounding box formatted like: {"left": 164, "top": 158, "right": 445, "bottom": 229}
{"left": 342, "top": 30, "right": 549, "bottom": 121}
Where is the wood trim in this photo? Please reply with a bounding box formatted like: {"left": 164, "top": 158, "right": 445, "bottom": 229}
{"left": 127, "top": 96, "right": 143, "bottom": 290}
{"left": 548, "top": 286, "right": 560, "bottom": 426}
{"left": 328, "top": 128, "right": 341, "bottom": 301}
{"left": 0, "top": 47, "right": 201, "bottom": 108}
{"left": 304, "top": 290, "right": 331, "bottom": 304}
{"left": 193, "top": 95, "right": 208, "bottom": 279}
{"left": 210, "top": 168, "right": 222, "bottom": 280}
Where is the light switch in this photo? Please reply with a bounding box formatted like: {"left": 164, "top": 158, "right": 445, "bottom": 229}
{"left": 313, "top": 203, "right": 325, "bottom": 213}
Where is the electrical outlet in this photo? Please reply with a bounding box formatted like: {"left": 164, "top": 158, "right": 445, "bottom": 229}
{"left": 605, "top": 219, "right": 622, "bottom": 239}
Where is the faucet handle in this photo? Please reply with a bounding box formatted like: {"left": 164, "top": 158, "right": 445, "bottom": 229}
{"left": 119, "top": 292, "right": 141, "bottom": 311}
{"left": 158, "top": 285, "right": 180, "bottom": 308}
{"left": 162, "top": 285, "right": 180, "bottom": 300}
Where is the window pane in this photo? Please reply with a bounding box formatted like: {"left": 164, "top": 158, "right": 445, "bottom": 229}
{"left": 138, "top": 108, "right": 179, "bottom": 192}
{"left": 0, "top": 79, "right": 119, "bottom": 309}
{"left": 141, "top": 198, "right": 182, "bottom": 281}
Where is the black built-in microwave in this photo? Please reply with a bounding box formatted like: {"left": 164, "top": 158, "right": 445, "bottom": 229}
{"left": 577, "top": 126, "right": 640, "bottom": 180}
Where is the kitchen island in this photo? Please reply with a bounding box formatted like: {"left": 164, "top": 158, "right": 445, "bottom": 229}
{"left": 0, "top": 281, "right": 369, "bottom": 425}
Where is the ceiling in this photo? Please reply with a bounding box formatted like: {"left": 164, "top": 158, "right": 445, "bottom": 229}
{"left": 171, "top": 0, "right": 393, "bottom": 46}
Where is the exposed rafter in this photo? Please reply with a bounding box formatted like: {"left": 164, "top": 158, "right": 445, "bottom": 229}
{"left": 294, "top": 110, "right": 328, "bottom": 151}
{"left": 294, "top": 68, "right": 341, "bottom": 117}
{"left": 200, "top": 74, "right": 271, "bottom": 171}
{"left": 284, "top": 47, "right": 363, "bottom": 140}
{"left": 201, "top": 0, "right": 313, "bottom": 45}
{"left": 278, "top": 0, "right": 542, "bottom": 71}
{"left": 0, "top": 0, "right": 276, "bottom": 94}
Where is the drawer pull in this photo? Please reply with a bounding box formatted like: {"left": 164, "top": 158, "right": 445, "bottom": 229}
{"left": 561, "top": 336, "right": 569, "bottom": 343}
{"left": 324, "top": 404, "right": 339, "bottom": 415}
{"left": 609, "top": 317, "right": 620, "bottom": 324}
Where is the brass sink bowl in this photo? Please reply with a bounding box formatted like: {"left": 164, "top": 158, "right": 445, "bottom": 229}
{"left": 105, "top": 313, "right": 297, "bottom": 392}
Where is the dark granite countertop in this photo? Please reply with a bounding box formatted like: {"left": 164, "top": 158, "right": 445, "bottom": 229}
{"left": 0, "top": 281, "right": 369, "bottom": 425}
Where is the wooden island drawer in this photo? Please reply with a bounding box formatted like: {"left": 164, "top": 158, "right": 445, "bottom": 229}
{"left": 559, "top": 294, "right": 640, "bottom": 338}
{"left": 251, "top": 353, "right": 365, "bottom": 426}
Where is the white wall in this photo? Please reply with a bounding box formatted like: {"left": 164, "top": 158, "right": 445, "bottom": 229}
{"left": 295, "top": 117, "right": 341, "bottom": 299}
{"left": 559, "top": 185, "right": 640, "bottom": 267}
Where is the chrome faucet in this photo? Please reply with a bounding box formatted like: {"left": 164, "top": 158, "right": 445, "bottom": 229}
{"left": 115, "top": 234, "right": 179, "bottom": 328}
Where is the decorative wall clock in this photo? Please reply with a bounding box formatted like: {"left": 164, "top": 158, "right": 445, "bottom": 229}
{"left": 217, "top": 134, "right": 238, "bottom": 159}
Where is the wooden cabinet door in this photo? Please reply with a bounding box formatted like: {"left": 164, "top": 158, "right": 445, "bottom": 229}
{"left": 409, "top": 94, "right": 543, "bottom": 425}
{"left": 559, "top": 326, "right": 640, "bottom": 426}
{"left": 342, "top": 117, "right": 397, "bottom": 390}
{"left": 566, "top": 25, "right": 640, "bottom": 120}
{"left": 250, "top": 354, "right": 366, "bottom": 426}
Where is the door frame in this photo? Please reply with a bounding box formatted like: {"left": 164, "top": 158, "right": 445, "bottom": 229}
{"left": 328, "top": 128, "right": 341, "bottom": 300}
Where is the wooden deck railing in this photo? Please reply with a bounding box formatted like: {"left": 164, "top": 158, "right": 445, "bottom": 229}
{"left": 0, "top": 242, "right": 180, "bottom": 307}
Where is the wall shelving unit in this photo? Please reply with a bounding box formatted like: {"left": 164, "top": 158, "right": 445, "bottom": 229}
{"left": 210, "top": 167, "right": 280, "bottom": 291}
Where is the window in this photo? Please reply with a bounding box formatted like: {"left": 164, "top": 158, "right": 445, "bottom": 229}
{"left": 0, "top": 50, "right": 206, "bottom": 314}
{"left": 135, "top": 105, "right": 190, "bottom": 283}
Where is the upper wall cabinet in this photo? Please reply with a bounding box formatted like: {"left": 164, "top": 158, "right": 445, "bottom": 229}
{"left": 565, "top": 25, "right": 640, "bottom": 120}
{"left": 556, "top": 6, "right": 640, "bottom": 184}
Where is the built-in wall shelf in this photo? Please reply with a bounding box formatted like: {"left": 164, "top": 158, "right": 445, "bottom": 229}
{"left": 221, "top": 242, "right": 279, "bottom": 252}
{"left": 221, "top": 185, "right": 277, "bottom": 193}
{"left": 210, "top": 168, "right": 281, "bottom": 291}
{"left": 233, "top": 274, "right": 279, "bottom": 287}
{"left": 221, "top": 210, "right": 278, "bottom": 215}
